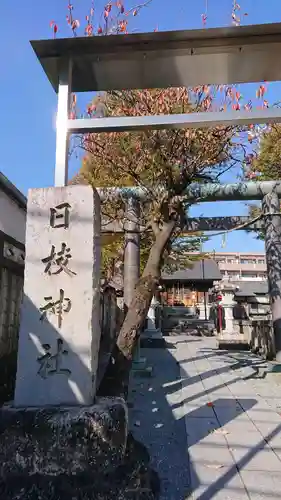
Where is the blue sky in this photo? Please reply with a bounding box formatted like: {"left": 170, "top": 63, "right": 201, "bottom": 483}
{"left": 1, "top": 0, "right": 281, "bottom": 252}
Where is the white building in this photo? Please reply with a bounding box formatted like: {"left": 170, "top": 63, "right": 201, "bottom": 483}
{"left": 212, "top": 252, "right": 267, "bottom": 282}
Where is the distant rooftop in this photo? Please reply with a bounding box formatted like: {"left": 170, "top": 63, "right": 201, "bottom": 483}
{"left": 162, "top": 259, "right": 221, "bottom": 282}
{"left": 0, "top": 172, "right": 27, "bottom": 211}
{"left": 234, "top": 281, "right": 268, "bottom": 297}
{"left": 192, "top": 251, "right": 265, "bottom": 256}
{"left": 213, "top": 251, "right": 265, "bottom": 256}
{"left": 31, "top": 22, "right": 281, "bottom": 93}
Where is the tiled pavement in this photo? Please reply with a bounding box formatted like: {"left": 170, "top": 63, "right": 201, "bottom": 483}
{"left": 129, "top": 335, "right": 281, "bottom": 499}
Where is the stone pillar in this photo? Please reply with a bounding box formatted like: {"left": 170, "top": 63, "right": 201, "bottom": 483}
{"left": 142, "top": 295, "right": 165, "bottom": 347}
{"left": 145, "top": 296, "right": 162, "bottom": 334}
{"left": 221, "top": 291, "right": 235, "bottom": 333}
{"left": 14, "top": 185, "right": 101, "bottom": 406}
{"left": 146, "top": 296, "right": 159, "bottom": 332}
{"left": 262, "top": 191, "right": 281, "bottom": 361}
{"left": 2, "top": 186, "right": 132, "bottom": 499}
{"left": 123, "top": 198, "right": 145, "bottom": 364}
{"left": 123, "top": 198, "right": 140, "bottom": 312}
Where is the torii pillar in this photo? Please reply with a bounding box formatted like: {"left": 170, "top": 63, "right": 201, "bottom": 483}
{"left": 263, "top": 191, "right": 281, "bottom": 361}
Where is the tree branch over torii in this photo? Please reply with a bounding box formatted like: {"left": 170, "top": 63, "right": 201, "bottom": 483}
{"left": 48, "top": 0, "right": 274, "bottom": 396}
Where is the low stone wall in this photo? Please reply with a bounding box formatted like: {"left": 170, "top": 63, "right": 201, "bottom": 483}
{"left": 250, "top": 316, "right": 275, "bottom": 359}
{"left": 161, "top": 306, "right": 213, "bottom": 335}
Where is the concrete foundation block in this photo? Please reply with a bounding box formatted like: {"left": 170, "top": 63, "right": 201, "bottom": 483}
{"left": 141, "top": 330, "right": 166, "bottom": 348}
{"left": 0, "top": 398, "right": 130, "bottom": 499}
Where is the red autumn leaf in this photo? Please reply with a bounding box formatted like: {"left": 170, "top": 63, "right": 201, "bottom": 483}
{"left": 87, "top": 104, "right": 96, "bottom": 115}
{"left": 119, "top": 20, "right": 127, "bottom": 32}
{"left": 71, "top": 20, "right": 78, "bottom": 31}
{"left": 201, "top": 14, "right": 207, "bottom": 26}
{"left": 50, "top": 21, "right": 58, "bottom": 35}
{"left": 85, "top": 24, "right": 93, "bottom": 36}
{"left": 256, "top": 84, "right": 267, "bottom": 99}
{"left": 232, "top": 103, "right": 240, "bottom": 111}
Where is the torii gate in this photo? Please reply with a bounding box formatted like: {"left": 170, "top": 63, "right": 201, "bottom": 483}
{"left": 31, "top": 22, "right": 281, "bottom": 360}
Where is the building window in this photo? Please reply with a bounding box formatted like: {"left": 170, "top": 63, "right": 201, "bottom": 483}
{"left": 227, "top": 271, "right": 240, "bottom": 280}
{"left": 241, "top": 272, "right": 258, "bottom": 278}
{"left": 240, "top": 259, "right": 256, "bottom": 265}
{"left": 257, "top": 259, "right": 265, "bottom": 264}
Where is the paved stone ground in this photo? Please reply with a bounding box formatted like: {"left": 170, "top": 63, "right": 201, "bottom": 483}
{"left": 129, "top": 335, "right": 281, "bottom": 500}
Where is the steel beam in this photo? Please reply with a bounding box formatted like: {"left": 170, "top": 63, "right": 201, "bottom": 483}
{"left": 182, "top": 181, "right": 281, "bottom": 202}
{"left": 32, "top": 23, "right": 281, "bottom": 189}
{"left": 98, "top": 182, "right": 281, "bottom": 203}
{"left": 183, "top": 216, "right": 264, "bottom": 232}
{"left": 32, "top": 23, "right": 281, "bottom": 92}
{"left": 101, "top": 216, "right": 264, "bottom": 234}
{"left": 262, "top": 191, "right": 281, "bottom": 361}
{"left": 98, "top": 187, "right": 147, "bottom": 202}
{"left": 55, "top": 59, "right": 72, "bottom": 187}
{"left": 68, "top": 108, "right": 281, "bottom": 134}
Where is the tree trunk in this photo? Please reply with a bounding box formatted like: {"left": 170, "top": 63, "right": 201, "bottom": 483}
{"left": 98, "top": 220, "right": 175, "bottom": 398}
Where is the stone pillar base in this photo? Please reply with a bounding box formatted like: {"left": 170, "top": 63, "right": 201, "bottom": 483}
{"left": 0, "top": 398, "right": 129, "bottom": 499}
{"left": 0, "top": 398, "right": 159, "bottom": 499}
{"left": 141, "top": 329, "right": 165, "bottom": 348}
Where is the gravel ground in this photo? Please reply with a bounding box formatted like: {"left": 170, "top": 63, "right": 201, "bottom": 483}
{"left": 128, "top": 344, "right": 191, "bottom": 500}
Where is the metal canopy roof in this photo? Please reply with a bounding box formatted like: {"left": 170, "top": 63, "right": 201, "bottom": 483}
{"left": 31, "top": 22, "right": 281, "bottom": 93}
{"left": 162, "top": 259, "right": 222, "bottom": 282}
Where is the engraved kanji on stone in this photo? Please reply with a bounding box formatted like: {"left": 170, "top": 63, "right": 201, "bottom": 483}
{"left": 50, "top": 202, "right": 71, "bottom": 229}
{"left": 39, "top": 289, "right": 72, "bottom": 328}
{"left": 41, "top": 243, "right": 76, "bottom": 276}
{"left": 37, "top": 339, "right": 71, "bottom": 379}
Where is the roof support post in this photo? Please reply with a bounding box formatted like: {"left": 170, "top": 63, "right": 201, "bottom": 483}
{"left": 262, "top": 190, "right": 281, "bottom": 360}
{"left": 55, "top": 59, "right": 72, "bottom": 187}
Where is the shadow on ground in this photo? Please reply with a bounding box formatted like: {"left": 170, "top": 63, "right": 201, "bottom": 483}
{"left": 129, "top": 335, "right": 281, "bottom": 500}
